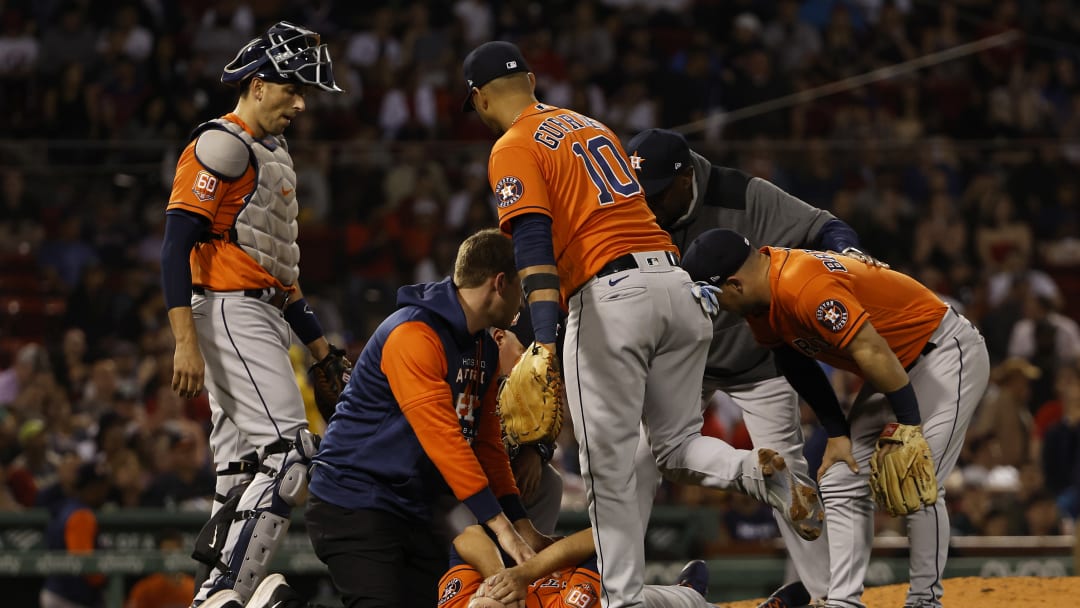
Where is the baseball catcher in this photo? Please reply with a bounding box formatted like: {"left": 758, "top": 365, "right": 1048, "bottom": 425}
{"left": 497, "top": 341, "right": 564, "bottom": 447}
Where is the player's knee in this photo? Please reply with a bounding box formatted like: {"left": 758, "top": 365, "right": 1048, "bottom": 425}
{"left": 817, "top": 461, "right": 870, "bottom": 500}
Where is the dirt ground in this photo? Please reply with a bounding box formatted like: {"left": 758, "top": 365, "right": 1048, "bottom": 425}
{"left": 717, "top": 576, "right": 1080, "bottom": 607}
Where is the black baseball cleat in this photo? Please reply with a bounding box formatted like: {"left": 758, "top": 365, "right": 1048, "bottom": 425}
{"left": 675, "top": 559, "right": 709, "bottom": 597}
{"left": 245, "top": 574, "right": 306, "bottom": 608}
{"left": 754, "top": 581, "right": 811, "bottom": 608}
{"left": 199, "top": 589, "right": 244, "bottom": 608}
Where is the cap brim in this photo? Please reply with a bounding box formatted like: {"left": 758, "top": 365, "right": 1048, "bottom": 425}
{"left": 640, "top": 175, "right": 675, "bottom": 199}
{"left": 462, "top": 86, "right": 476, "bottom": 112}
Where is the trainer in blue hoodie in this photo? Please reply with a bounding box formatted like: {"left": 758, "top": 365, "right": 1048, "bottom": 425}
{"left": 305, "top": 228, "right": 544, "bottom": 608}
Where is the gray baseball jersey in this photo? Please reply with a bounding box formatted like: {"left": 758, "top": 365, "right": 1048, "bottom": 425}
{"left": 637, "top": 151, "right": 839, "bottom": 599}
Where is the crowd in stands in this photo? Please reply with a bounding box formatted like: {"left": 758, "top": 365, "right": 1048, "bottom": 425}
{"left": 1, "top": 0, "right": 1080, "bottom": 560}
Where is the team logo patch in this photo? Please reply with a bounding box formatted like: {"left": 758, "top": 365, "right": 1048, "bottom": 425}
{"left": 438, "top": 578, "right": 461, "bottom": 605}
{"left": 191, "top": 170, "right": 219, "bottom": 202}
{"left": 816, "top": 299, "right": 849, "bottom": 333}
{"left": 495, "top": 175, "right": 524, "bottom": 208}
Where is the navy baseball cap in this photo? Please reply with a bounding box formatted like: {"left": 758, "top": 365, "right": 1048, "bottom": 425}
{"left": 624, "top": 128, "right": 692, "bottom": 198}
{"left": 462, "top": 41, "right": 530, "bottom": 112}
{"left": 681, "top": 229, "right": 753, "bottom": 286}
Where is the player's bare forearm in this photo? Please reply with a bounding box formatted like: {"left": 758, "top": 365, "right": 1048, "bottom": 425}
{"left": 485, "top": 511, "right": 535, "bottom": 565}
{"left": 454, "top": 525, "right": 506, "bottom": 578}
{"left": 846, "top": 322, "right": 909, "bottom": 393}
{"left": 167, "top": 306, "right": 204, "bottom": 398}
{"left": 507, "top": 529, "right": 595, "bottom": 583}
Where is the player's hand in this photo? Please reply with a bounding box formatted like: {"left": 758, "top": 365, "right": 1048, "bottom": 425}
{"left": 494, "top": 526, "right": 536, "bottom": 566}
{"left": 512, "top": 448, "right": 543, "bottom": 499}
{"left": 482, "top": 567, "right": 530, "bottom": 604}
{"left": 172, "top": 341, "right": 205, "bottom": 399}
{"left": 838, "top": 248, "right": 890, "bottom": 269}
{"left": 818, "top": 435, "right": 859, "bottom": 481}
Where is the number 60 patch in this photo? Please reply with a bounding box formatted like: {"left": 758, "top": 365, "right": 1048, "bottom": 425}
{"left": 192, "top": 170, "right": 219, "bottom": 202}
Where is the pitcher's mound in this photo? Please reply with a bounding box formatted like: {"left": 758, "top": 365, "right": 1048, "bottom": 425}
{"left": 717, "top": 576, "right": 1080, "bottom": 607}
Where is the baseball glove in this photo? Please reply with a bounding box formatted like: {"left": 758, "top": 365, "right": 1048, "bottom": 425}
{"left": 308, "top": 345, "right": 352, "bottom": 422}
{"left": 497, "top": 342, "right": 564, "bottom": 447}
{"left": 868, "top": 423, "right": 938, "bottom": 516}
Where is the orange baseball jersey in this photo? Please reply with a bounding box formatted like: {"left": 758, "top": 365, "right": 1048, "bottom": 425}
{"left": 125, "top": 572, "right": 196, "bottom": 608}
{"left": 438, "top": 563, "right": 602, "bottom": 608}
{"left": 747, "top": 247, "right": 948, "bottom": 374}
{"left": 489, "top": 104, "right": 675, "bottom": 300}
{"left": 166, "top": 113, "right": 284, "bottom": 293}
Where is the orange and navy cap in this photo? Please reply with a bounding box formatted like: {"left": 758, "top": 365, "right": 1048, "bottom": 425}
{"left": 624, "top": 128, "right": 692, "bottom": 199}
{"left": 461, "top": 41, "right": 530, "bottom": 112}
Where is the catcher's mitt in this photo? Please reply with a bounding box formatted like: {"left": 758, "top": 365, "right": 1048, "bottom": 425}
{"left": 497, "top": 342, "right": 564, "bottom": 447}
{"left": 308, "top": 345, "right": 352, "bottom": 422}
{"left": 868, "top": 423, "right": 938, "bottom": 516}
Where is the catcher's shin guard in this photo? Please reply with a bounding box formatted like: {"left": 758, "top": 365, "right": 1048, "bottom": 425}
{"left": 193, "top": 454, "right": 258, "bottom": 590}
{"left": 219, "top": 429, "right": 320, "bottom": 600}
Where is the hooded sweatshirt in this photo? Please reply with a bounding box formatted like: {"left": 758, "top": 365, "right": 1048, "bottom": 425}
{"left": 310, "top": 278, "right": 522, "bottom": 524}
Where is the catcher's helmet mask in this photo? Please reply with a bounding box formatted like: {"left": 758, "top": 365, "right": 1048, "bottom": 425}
{"left": 222, "top": 21, "right": 342, "bottom": 93}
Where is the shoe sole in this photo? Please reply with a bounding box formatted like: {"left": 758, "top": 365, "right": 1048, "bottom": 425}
{"left": 758, "top": 449, "right": 824, "bottom": 541}
{"left": 199, "top": 590, "right": 244, "bottom": 608}
{"left": 244, "top": 573, "right": 286, "bottom": 608}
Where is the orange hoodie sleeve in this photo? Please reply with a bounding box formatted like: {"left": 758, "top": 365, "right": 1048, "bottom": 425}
{"left": 381, "top": 321, "right": 503, "bottom": 521}
{"left": 474, "top": 378, "right": 520, "bottom": 500}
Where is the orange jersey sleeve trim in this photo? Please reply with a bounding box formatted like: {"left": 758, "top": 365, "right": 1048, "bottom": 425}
{"left": 382, "top": 322, "right": 494, "bottom": 502}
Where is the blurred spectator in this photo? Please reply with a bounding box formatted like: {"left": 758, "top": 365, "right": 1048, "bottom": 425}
{"left": 37, "top": 6, "right": 97, "bottom": 78}
{"left": 764, "top": 0, "right": 821, "bottom": 73}
{"left": 40, "top": 460, "right": 110, "bottom": 608}
{"left": 8, "top": 418, "right": 59, "bottom": 493}
{"left": 0, "top": 342, "right": 50, "bottom": 407}
{"left": 141, "top": 426, "right": 213, "bottom": 511}
{"left": 1042, "top": 361, "right": 1080, "bottom": 519}
{"left": 969, "top": 357, "right": 1040, "bottom": 468}
{"left": 1008, "top": 293, "right": 1080, "bottom": 362}
{"left": 124, "top": 529, "right": 195, "bottom": 608}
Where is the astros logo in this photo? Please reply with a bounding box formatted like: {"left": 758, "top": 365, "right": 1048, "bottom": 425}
{"left": 438, "top": 578, "right": 461, "bottom": 605}
{"left": 816, "top": 299, "right": 849, "bottom": 333}
{"left": 629, "top": 153, "right": 644, "bottom": 170}
{"left": 495, "top": 175, "right": 524, "bottom": 208}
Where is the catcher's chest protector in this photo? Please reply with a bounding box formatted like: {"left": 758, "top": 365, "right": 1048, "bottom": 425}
{"left": 205, "top": 118, "right": 301, "bottom": 286}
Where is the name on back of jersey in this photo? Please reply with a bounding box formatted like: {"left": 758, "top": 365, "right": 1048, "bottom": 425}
{"left": 533, "top": 109, "right": 606, "bottom": 150}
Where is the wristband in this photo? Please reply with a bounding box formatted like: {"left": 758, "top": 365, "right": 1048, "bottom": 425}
{"left": 529, "top": 299, "right": 560, "bottom": 344}
{"left": 284, "top": 298, "right": 325, "bottom": 345}
{"left": 885, "top": 383, "right": 921, "bottom": 426}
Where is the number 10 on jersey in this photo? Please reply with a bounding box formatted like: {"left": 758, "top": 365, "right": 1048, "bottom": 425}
{"left": 572, "top": 135, "right": 642, "bottom": 206}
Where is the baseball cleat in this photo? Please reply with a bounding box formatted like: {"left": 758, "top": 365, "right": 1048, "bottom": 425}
{"left": 199, "top": 589, "right": 244, "bottom": 608}
{"left": 675, "top": 559, "right": 709, "bottom": 597}
{"left": 755, "top": 581, "right": 812, "bottom": 608}
{"left": 245, "top": 573, "right": 305, "bottom": 608}
{"left": 739, "top": 448, "right": 824, "bottom": 541}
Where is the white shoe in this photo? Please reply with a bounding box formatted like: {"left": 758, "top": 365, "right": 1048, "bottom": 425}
{"left": 199, "top": 589, "right": 244, "bottom": 608}
{"left": 246, "top": 573, "right": 304, "bottom": 608}
{"left": 739, "top": 448, "right": 824, "bottom": 541}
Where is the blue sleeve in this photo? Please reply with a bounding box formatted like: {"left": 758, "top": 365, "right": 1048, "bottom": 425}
{"left": 510, "top": 214, "right": 556, "bottom": 268}
{"left": 814, "top": 219, "right": 860, "bottom": 252}
{"left": 773, "top": 345, "right": 850, "bottom": 437}
{"left": 510, "top": 214, "right": 559, "bottom": 344}
{"left": 161, "top": 210, "right": 207, "bottom": 310}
